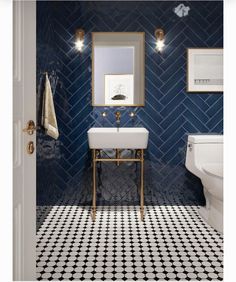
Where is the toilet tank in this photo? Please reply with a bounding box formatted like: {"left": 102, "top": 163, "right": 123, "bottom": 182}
{"left": 185, "top": 134, "right": 223, "bottom": 177}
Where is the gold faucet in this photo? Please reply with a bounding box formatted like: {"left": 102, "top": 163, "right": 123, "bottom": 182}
{"left": 115, "top": 111, "right": 121, "bottom": 124}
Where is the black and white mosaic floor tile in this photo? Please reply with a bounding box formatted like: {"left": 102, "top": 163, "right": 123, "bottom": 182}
{"left": 36, "top": 205, "right": 223, "bottom": 281}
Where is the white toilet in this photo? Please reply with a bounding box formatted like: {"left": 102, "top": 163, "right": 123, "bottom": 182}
{"left": 185, "top": 134, "right": 223, "bottom": 233}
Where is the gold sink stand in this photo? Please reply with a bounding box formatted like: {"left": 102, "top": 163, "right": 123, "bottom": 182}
{"left": 92, "top": 149, "right": 145, "bottom": 221}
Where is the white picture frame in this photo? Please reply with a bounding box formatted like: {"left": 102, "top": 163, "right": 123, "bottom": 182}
{"left": 187, "top": 48, "right": 223, "bottom": 92}
{"left": 105, "top": 74, "right": 134, "bottom": 105}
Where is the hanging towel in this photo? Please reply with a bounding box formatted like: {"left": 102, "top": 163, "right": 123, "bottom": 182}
{"left": 41, "top": 73, "right": 59, "bottom": 139}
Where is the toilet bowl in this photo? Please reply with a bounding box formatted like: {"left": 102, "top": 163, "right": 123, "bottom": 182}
{"left": 185, "top": 135, "right": 223, "bottom": 233}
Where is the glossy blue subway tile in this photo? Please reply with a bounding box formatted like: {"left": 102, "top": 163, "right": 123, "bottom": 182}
{"left": 183, "top": 98, "right": 209, "bottom": 123}
{"left": 160, "top": 119, "right": 186, "bottom": 147}
{"left": 37, "top": 1, "right": 223, "bottom": 206}
{"left": 183, "top": 110, "right": 209, "bottom": 132}
{"left": 160, "top": 91, "right": 185, "bottom": 116}
{"left": 212, "top": 119, "right": 223, "bottom": 133}
{"left": 160, "top": 104, "right": 185, "bottom": 128}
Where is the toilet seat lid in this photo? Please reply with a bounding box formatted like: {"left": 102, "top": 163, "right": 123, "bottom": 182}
{"left": 202, "top": 163, "right": 223, "bottom": 178}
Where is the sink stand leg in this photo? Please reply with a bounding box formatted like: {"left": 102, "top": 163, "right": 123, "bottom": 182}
{"left": 116, "top": 149, "right": 120, "bottom": 166}
{"left": 140, "top": 149, "right": 144, "bottom": 221}
{"left": 91, "top": 148, "right": 144, "bottom": 221}
{"left": 92, "top": 149, "right": 96, "bottom": 221}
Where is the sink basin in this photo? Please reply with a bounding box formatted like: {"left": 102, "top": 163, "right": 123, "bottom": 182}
{"left": 87, "top": 127, "right": 149, "bottom": 149}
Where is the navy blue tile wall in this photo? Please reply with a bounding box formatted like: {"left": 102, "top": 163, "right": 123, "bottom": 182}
{"left": 37, "top": 1, "right": 223, "bottom": 206}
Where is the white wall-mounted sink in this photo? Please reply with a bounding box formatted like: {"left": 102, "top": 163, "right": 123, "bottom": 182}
{"left": 87, "top": 127, "right": 149, "bottom": 149}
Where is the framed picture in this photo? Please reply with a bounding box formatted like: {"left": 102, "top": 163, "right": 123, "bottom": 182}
{"left": 187, "top": 48, "right": 223, "bottom": 92}
{"left": 105, "top": 74, "right": 134, "bottom": 105}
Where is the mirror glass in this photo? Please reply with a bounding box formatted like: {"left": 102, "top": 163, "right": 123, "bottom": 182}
{"left": 92, "top": 32, "right": 145, "bottom": 106}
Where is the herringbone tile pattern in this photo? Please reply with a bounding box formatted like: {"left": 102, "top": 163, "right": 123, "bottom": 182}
{"left": 37, "top": 1, "right": 223, "bottom": 206}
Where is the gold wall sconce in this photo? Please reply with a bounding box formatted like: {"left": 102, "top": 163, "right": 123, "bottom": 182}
{"left": 75, "top": 28, "right": 85, "bottom": 52}
{"left": 155, "top": 28, "right": 165, "bottom": 52}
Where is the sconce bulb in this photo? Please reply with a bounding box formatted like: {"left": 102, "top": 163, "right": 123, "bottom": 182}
{"left": 75, "top": 40, "right": 84, "bottom": 52}
{"left": 156, "top": 40, "right": 165, "bottom": 52}
{"left": 155, "top": 28, "right": 165, "bottom": 52}
{"left": 75, "top": 28, "right": 85, "bottom": 52}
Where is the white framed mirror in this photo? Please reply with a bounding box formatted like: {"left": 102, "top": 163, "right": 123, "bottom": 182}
{"left": 92, "top": 32, "right": 145, "bottom": 106}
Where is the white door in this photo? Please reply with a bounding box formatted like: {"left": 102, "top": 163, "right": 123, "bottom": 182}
{"left": 13, "top": 0, "right": 36, "bottom": 280}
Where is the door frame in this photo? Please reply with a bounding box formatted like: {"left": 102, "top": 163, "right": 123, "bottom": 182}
{"left": 13, "top": 0, "right": 36, "bottom": 280}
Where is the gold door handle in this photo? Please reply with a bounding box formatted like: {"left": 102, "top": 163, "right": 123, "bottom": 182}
{"left": 27, "top": 141, "right": 35, "bottom": 154}
{"left": 22, "top": 120, "right": 36, "bottom": 135}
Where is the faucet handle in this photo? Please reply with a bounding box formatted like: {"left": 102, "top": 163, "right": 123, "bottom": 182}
{"left": 129, "top": 111, "right": 136, "bottom": 118}
{"left": 101, "top": 111, "right": 107, "bottom": 117}
{"left": 115, "top": 111, "right": 121, "bottom": 121}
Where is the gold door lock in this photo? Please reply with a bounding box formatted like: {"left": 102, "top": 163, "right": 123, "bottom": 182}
{"left": 22, "top": 120, "right": 37, "bottom": 135}
{"left": 27, "top": 141, "right": 35, "bottom": 154}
